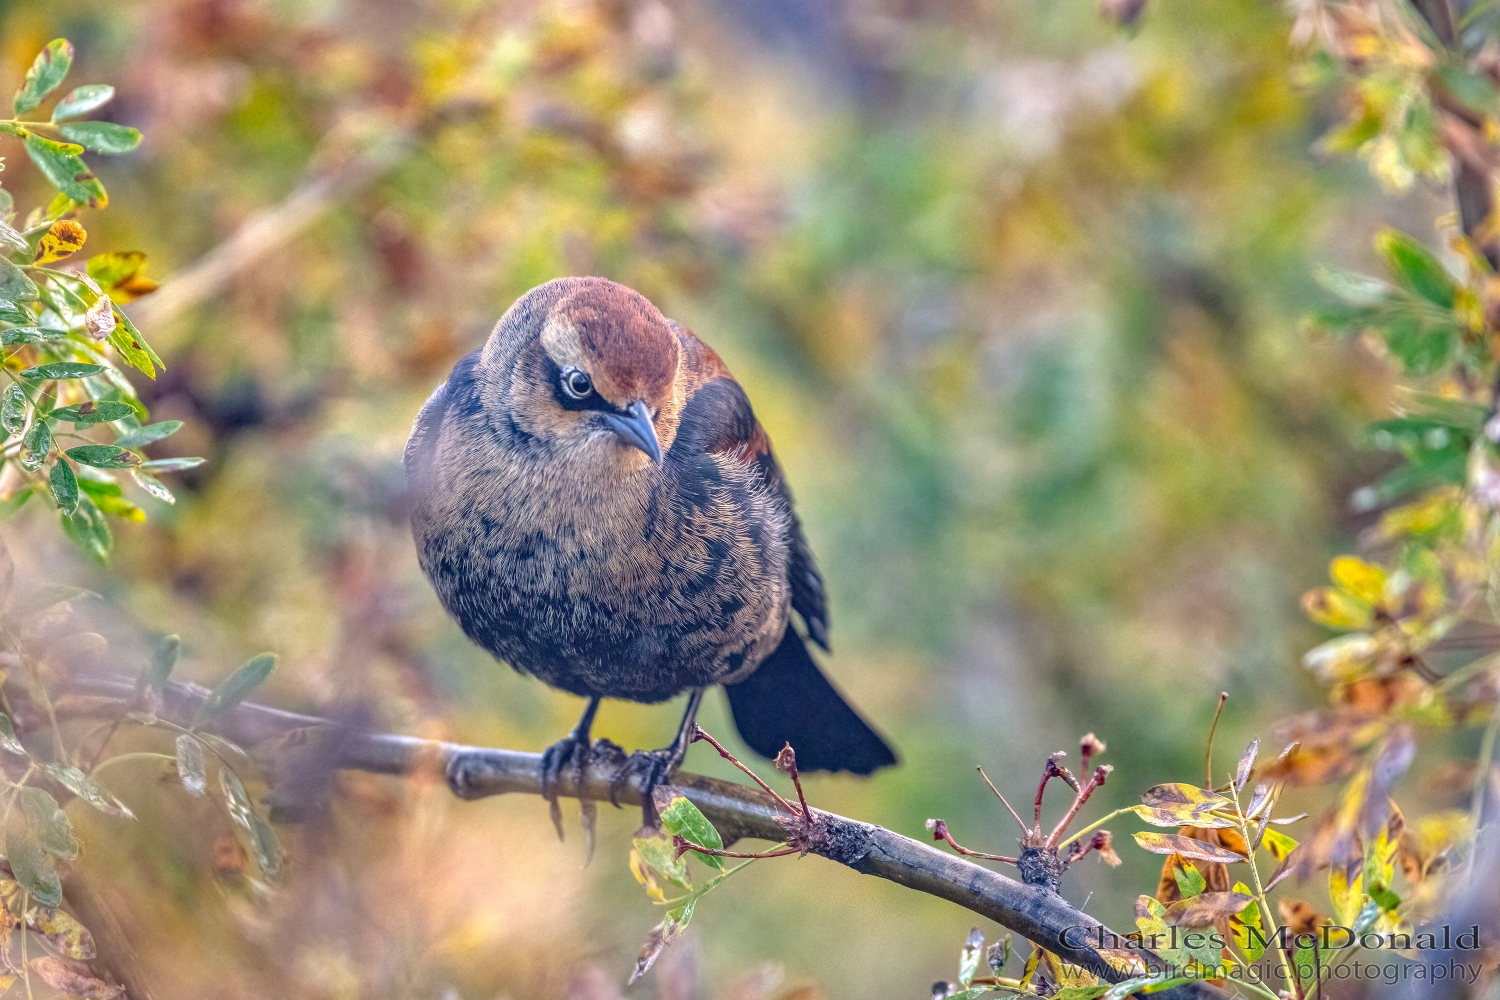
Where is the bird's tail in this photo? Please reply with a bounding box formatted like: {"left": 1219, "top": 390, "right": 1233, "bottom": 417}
{"left": 725, "top": 627, "right": 897, "bottom": 774}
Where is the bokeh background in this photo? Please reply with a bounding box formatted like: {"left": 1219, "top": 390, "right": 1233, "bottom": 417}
{"left": 0, "top": 0, "right": 1446, "bottom": 997}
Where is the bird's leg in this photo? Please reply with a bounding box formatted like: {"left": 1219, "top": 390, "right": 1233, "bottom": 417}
{"left": 540, "top": 696, "right": 602, "bottom": 844}
{"left": 611, "top": 688, "right": 706, "bottom": 829}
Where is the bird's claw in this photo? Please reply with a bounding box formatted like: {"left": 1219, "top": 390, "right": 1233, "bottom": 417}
{"left": 540, "top": 731, "right": 594, "bottom": 843}
{"left": 609, "top": 745, "right": 686, "bottom": 827}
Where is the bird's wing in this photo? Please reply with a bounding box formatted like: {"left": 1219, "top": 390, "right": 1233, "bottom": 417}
{"left": 668, "top": 322, "right": 829, "bottom": 650}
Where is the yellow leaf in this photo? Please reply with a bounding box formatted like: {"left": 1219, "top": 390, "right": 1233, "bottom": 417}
{"left": 1136, "top": 784, "right": 1239, "bottom": 828}
{"left": 1415, "top": 810, "right": 1471, "bottom": 861}
{"left": 628, "top": 848, "right": 665, "bottom": 902}
{"left": 1302, "top": 586, "right": 1373, "bottom": 630}
{"left": 32, "top": 219, "right": 86, "bottom": 264}
{"left": 1328, "top": 863, "right": 1363, "bottom": 927}
{"left": 1330, "top": 556, "right": 1386, "bottom": 604}
{"left": 1303, "top": 633, "right": 1383, "bottom": 682}
{"left": 1261, "top": 827, "right": 1298, "bottom": 862}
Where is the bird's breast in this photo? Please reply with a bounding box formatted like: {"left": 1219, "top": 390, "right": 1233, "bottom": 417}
{"left": 410, "top": 441, "right": 791, "bottom": 701}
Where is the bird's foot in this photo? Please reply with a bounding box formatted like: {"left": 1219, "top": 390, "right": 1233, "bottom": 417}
{"left": 540, "top": 733, "right": 625, "bottom": 860}
{"left": 609, "top": 744, "right": 687, "bottom": 829}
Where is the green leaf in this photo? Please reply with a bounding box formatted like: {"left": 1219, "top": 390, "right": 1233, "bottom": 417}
{"left": 51, "top": 401, "right": 134, "bottom": 426}
{"left": 48, "top": 460, "right": 77, "bottom": 516}
{"left": 0, "top": 260, "right": 38, "bottom": 304}
{"left": 51, "top": 84, "right": 114, "bottom": 122}
{"left": 220, "top": 767, "right": 281, "bottom": 879}
{"left": 13, "top": 40, "right": 73, "bottom": 116}
{"left": 26, "top": 133, "right": 84, "bottom": 157}
{"left": 23, "top": 131, "right": 107, "bottom": 209}
{"left": 39, "top": 763, "right": 133, "bottom": 819}
{"left": 1374, "top": 229, "right": 1457, "bottom": 308}
{"left": 658, "top": 795, "right": 725, "bottom": 869}
{"left": 130, "top": 470, "right": 175, "bottom": 504}
{"left": 64, "top": 445, "right": 140, "bottom": 469}
{"left": 175, "top": 734, "right": 206, "bottom": 796}
{"left": 18, "top": 787, "right": 78, "bottom": 860}
{"left": 1, "top": 385, "right": 25, "bottom": 434}
{"left": 1437, "top": 65, "right": 1499, "bottom": 116}
{"left": 1173, "top": 862, "right": 1206, "bottom": 899}
{"left": 140, "top": 457, "right": 204, "bottom": 473}
{"left": 5, "top": 823, "right": 61, "bottom": 906}
{"left": 0, "top": 714, "right": 27, "bottom": 756}
{"left": 631, "top": 834, "right": 691, "bottom": 892}
{"left": 1314, "top": 266, "right": 1393, "bottom": 306}
{"left": 192, "top": 653, "right": 277, "bottom": 727}
{"left": 57, "top": 121, "right": 140, "bottom": 155}
{"left": 114, "top": 420, "right": 182, "bottom": 448}
{"left": 1, "top": 327, "right": 67, "bottom": 345}
{"left": 18, "top": 363, "right": 105, "bottom": 380}
{"left": 21, "top": 419, "right": 51, "bottom": 471}
{"left": 59, "top": 493, "right": 111, "bottom": 564}
{"left": 1381, "top": 313, "right": 1461, "bottom": 375}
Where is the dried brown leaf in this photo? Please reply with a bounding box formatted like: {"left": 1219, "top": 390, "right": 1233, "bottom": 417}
{"left": 29, "top": 957, "right": 121, "bottom": 999}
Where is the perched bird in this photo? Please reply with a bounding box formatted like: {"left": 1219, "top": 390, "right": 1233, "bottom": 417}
{"left": 404, "top": 276, "right": 895, "bottom": 827}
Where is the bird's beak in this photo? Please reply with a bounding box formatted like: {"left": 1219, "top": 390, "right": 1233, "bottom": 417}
{"left": 602, "top": 400, "right": 662, "bottom": 463}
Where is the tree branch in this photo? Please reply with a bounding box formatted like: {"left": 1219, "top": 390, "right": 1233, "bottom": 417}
{"left": 55, "top": 674, "right": 1228, "bottom": 1000}
{"left": 1409, "top": 0, "right": 1500, "bottom": 268}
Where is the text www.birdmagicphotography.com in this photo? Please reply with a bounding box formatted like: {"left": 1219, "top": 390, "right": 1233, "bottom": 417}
{"left": 1053, "top": 924, "right": 1489, "bottom": 986}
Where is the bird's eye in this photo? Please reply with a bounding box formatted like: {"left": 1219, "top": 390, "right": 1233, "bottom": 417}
{"left": 561, "top": 368, "right": 594, "bottom": 399}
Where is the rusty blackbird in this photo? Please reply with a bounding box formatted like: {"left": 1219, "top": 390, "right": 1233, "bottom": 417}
{"left": 405, "top": 277, "right": 895, "bottom": 824}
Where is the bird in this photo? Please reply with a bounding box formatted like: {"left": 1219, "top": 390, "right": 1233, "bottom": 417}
{"left": 404, "top": 276, "right": 896, "bottom": 830}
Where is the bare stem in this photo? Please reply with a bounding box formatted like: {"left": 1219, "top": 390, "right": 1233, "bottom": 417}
{"left": 690, "top": 724, "right": 797, "bottom": 816}
{"left": 978, "top": 766, "right": 1030, "bottom": 834}
{"left": 1205, "top": 692, "right": 1228, "bottom": 787}
{"left": 673, "top": 835, "right": 799, "bottom": 860}
{"left": 927, "top": 818, "right": 1020, "bottom": 863}
{"left": 1045, "top": 765, "right": 1112, "bottom": 850}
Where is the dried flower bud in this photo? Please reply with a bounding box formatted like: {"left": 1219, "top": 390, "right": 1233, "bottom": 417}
{"left": 1092, "top": 829, "right": 1122, "bottom": 866}
{"left": 926, "top": 817, "right": 950, "bottom": 841}
{"left": 775, "top": 742, "right": 797, "bottom": 774}
{"left": 1080, "top": 732, "right": 1106, "bottom": 758}
{"left": 987, "top": 936, "right": 1011, "bottom": 972}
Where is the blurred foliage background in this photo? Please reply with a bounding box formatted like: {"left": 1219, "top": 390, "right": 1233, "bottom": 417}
{"left": 0, "top": 0, "right": 1451, "bottom": 996}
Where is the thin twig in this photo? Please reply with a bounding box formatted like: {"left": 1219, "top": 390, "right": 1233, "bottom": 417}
{"left": 673, "top": 836, "right": 799, "bottom": 860}
{"left": 926, "top": 818, "right": 1020, "bottom": 863}
{"left": 1204, "top": 692, "right": 1228, "bottom": 787}
{"left": 1045, "top": 765, "right": 1112, "bottom": 850}
{"left": 691, "top": 724, "right": 797, "bottom": 816}
{"left": 977, "top": 766, "right": 1029, "bottom": 834}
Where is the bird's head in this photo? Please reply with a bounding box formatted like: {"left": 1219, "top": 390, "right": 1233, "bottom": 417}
{"left": 486, "top": 277, "right": 682, "bottom": 468}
